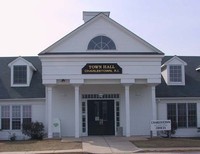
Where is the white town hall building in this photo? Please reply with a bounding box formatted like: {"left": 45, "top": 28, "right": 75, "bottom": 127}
{"left": 0, "top": 12, "right": 200, "bottom": 140}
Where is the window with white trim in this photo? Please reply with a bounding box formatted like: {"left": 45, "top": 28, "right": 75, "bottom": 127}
{"left": 169, "top": 65, "right": 182, "bottom": 82}
{"left": 13, "top": 65, "right": 27, "bottom": 84}
{"left": 87, "top": 36, "right": 116, "bottom": 50}
{"left": 1, "top": 106, "right": 10, "bottom": 130}
{"left": 116, "top": 101, "right": 120, "bottom": 127}
{"left": 12, "top": 106, "right": 21, "bottom": 130}
{"left": 23, "top": 105, "right": 32, "bottom": 125}
{"left": 82, "top": 102, "right": 86, "bottom": 133}
{"left": 167, "top": 103, "right": 197, "bottom": 128}
{"left": 1, "top": 105, "right": 32, "bottom": 130}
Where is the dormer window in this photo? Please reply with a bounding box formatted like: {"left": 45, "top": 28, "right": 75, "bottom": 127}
{"left": 13, "top": 65, "right": 27, "bottom": 84}
{"left": 169, "top": 65, "right": 182, "bottom": 83}
{"left": 8, "top": 57, "right": 36, "bottom": 87}
{"left": 161, "top": 56, "right": 187, "bottom": 86}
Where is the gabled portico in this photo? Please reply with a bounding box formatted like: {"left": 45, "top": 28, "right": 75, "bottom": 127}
{"left": 44, "top": 73, "right": 162, "bottom": 138}
{"left": 39, "top": 11, "right": 164, "bottom": 138}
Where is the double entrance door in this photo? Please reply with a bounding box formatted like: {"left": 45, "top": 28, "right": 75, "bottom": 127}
{"left": 88, "top": 100, "right": 115, "bottom": 135}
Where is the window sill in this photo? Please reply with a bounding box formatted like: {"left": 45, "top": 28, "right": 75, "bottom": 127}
{"left": 167, "top": 82, "right": 185, "bottom": 86}
{"left": 11, "top": 84, "right": 29, "bottom": 87}
{"left": 0, "top": 129, "right": 21, "bottom": 132}
{"left": 177, "top": 127, "right": 197, "bottom": 129}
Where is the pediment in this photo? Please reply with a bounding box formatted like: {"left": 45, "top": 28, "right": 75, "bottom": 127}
{"left": 39, "top": 13, "right": 163, "bottom": 55}
{"left": 8, "top": 56, "right": 36, "bottom": 71}
{"left": 162, "top": 56, "right": 187, "bottom": 68}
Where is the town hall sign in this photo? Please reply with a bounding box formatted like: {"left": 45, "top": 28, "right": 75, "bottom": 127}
{"left": 82, "top": 63, "right": 122, "bottom": 74}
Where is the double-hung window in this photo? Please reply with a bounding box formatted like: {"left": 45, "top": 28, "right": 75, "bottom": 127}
{"left": 169, "top": 65, "right": 182, "bottom": 83}
{"left": 13, "top": 65, "right": 27, "bottom": 84}
{"left": 23, "top": 105, "right": 32, "bottom": 125}
{"left": 188, "top": 103, "right": 197, "bottom": 127}
{"left": 12, "top": 106, "right": 21, "bottom": 130}
{"left": 167, "top": 103, "right": 176, "bottom": 124}
{"left": 1, "top": 106, "right": 10, "bottom": 130}
{"left": 1, "top": 105, "right": 32, "bottom": 130}
{"left": 167, "top": 103, "right": 197, "bottom": 128}
{"left": 178, "top": 104, "right": 187, "bottom": 127}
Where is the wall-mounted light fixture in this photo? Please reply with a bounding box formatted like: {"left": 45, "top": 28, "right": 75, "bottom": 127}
{"left": 98, "top": 94, "right": 103, "bottom": 98}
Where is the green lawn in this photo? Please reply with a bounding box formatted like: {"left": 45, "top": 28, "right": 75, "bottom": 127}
{"left": 0, "top": 139, "right": 82, "bottom": 152}
{"left": 132, "top": 137, "right": 200, "bottom": 148}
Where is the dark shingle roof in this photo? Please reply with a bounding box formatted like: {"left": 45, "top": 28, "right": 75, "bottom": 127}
{"left": 156, "top": 56, "right": 200, "bottom": 97}
{"left": 1, "top": 56, "right": 199, "bottom": 99}
{"left": 0, "top": 57, "right": 45, "bottom": 99}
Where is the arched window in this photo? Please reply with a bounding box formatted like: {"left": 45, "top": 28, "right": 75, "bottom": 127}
{"left": 87, "top": 36, "right": 116, "bottom": 50}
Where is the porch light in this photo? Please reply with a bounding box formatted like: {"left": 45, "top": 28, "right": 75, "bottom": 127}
{"left": 98, "top": 94, "right": 103, "bottom": 98}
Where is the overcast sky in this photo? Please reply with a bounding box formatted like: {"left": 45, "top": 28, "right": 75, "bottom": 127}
{"left": 0, "top": 0, "right": 199, "bottom": 57}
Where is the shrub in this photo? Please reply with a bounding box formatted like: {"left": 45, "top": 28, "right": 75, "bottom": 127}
{"left": 171, "top": 121, "right": 177, "bottom": 135}
{"left": 22, "top": 121, "right": 44, "bottom": 140}
{"left": 9, "top": 133, "right": 16, "bottom": 141}
{"left": 163, "top": 121, "right": 177, "bottom": 138}
{"left": 159, "top": 121, "right": 177, "bottom": 138}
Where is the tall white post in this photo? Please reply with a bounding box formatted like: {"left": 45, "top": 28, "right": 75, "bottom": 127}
{"left": 125, "top": 85, "right": 131, "bottom": 137}
{"left": 151, "top": 86, "right": 157, "bottom": 136}
{"left": 74, "top": 85, "right": 80, "bottom": 138}
{"left": 46, "top": 86, "right": 53, "bottom": 138}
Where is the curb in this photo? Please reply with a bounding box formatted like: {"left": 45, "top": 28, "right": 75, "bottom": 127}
{"left": 0, "top": 149, "right": 83, "bottom": 154}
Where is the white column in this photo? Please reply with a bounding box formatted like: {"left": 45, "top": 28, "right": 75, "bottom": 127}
{"left": 125, "top": 85, "right": 131, "bottom": 137}
{"left": 151, "top": 86, "right": 157, "bottom": 136}
{"left": 74, "top": 85, "right": 80, "bottom": 138}
{"left": 46, "top": 86, "right": 53, "bottom": 138}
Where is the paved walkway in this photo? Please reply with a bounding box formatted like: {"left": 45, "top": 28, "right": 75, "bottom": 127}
{"left": 0, "top": 136, "right": 143, "bottom": 154}
{"left": 82, "top": 136, "right": 142, "bottom": 153}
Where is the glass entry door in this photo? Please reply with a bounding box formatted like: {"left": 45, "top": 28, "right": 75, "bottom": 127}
{"left": 88, "top": 100, "right": 115, "bottom": 135}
